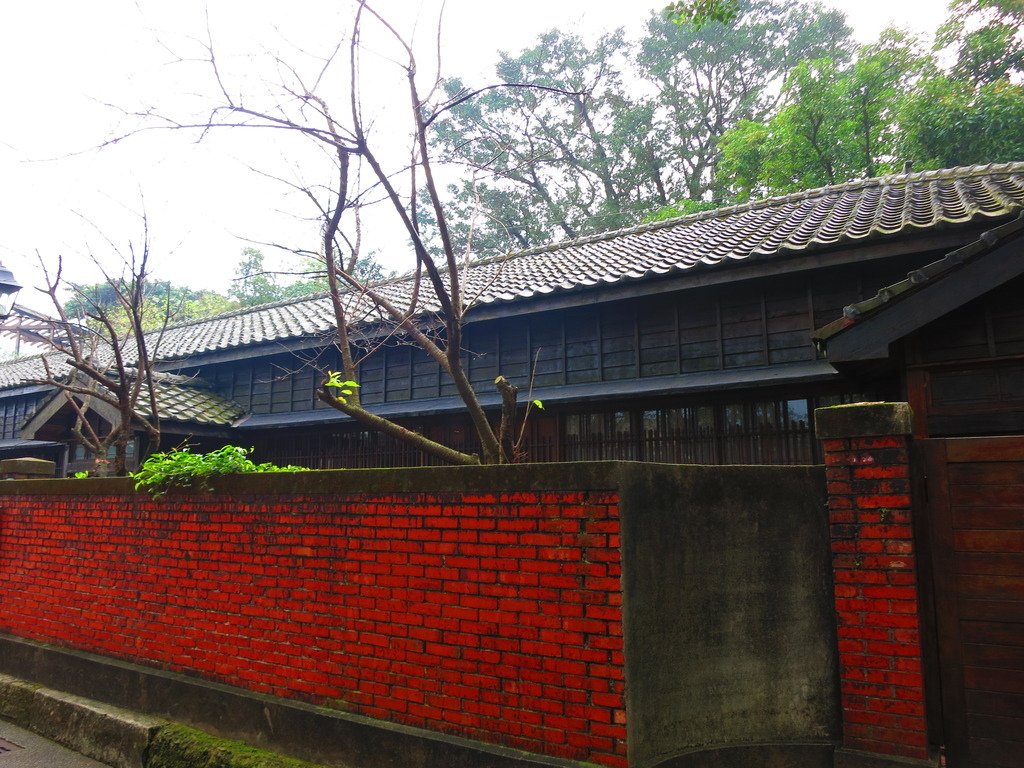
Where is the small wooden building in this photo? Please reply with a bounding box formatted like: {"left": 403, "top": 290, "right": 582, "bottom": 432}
{"left": 2, "top": 162, "right": 1023, "bottom": 470}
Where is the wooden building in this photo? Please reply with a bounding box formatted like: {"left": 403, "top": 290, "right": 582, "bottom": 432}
{"left": 2, "top": 162, "right": 1023, "bottom": 472}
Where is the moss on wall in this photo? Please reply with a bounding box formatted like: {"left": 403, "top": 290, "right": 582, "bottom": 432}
{"left": 147, "top": 724, "right": 331, "bottom": 768}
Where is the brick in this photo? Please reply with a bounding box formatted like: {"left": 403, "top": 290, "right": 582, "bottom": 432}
{"left": 854, "top": 494, "right": 912, "bottom": 510}
{"left": 851, "top": 436, "right": 906, "bottom": 450}
{"left": 0, "top": 489, "right": 627, "bottom": 767}
{"left": 852, "top": 464, "right": 909, "bottom": 479}
{"left": 824, "top": 430, "right": 929, "bottom": 762}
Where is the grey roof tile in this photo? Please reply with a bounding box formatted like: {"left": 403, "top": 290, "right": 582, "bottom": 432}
{"left": 145, "top": 374, "right": 245, "bottom": 425}
{"left": 0, "top": 354, "right": 70, "bottom": 389}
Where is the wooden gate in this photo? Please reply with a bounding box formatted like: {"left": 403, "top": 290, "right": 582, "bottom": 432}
{"left": 919, "top": 437, "right": 1024, "bottom": 768}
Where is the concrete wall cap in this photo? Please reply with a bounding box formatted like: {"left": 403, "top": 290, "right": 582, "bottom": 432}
{"left": 0, "top": 457, "right": 56, "bottom": 477}
{"left": 814, "top": 402, "right": 914, "bottom": 440}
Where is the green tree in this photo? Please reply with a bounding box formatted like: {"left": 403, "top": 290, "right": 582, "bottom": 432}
{"left": 717, "top": 30, "right": 925, "bottom": 197}
{"left": 430, "top": 0, "right": 852, "bottom": 253}
{"left": 897, "top": 76, "right": 1024, "bottom": 170}
{"left": 937, "top": 0, "right": 1024, "bottom": 85}
{"left": 229, "top": 248, "right": 391, "bottom": 308}
{"left": 642, "top": 198, "right": 721, "bottom": 222}
{"left": 894, "top": 0, "right": 1024, "bottom": 169}
{"left": 431, "top": 28, "right": 659, "bottom": 253}
{"left": 65, "top": 280, "right": 236, "bottom": 333}
{"left": 639, "top": 0, "right": 852, "bottom": 202}
{"left": 664, "top": 0, "right": 741, "bottom": 28}
{"left": 228, "top": 247, "right": 283, "bottom": 307}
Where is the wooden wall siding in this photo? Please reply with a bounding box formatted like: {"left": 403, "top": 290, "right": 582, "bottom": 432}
{"left": 909, "top": 276, "right": 1024, "bottom": 436}
{"left": 355, "top": 277, "right": 864, "bottom": 408}
{"left": 200, "top": 265, "right": 911, "bottom": 417}
{"left": 917, "top": 277, "right": 1024, "bottom": 366}
{"left": 930, "top": 364, "right": 1024, "bottom": 409}
{"left": 0, "top": 392, "right": 45, "bottom": 440}
{"left": 203, "top": 350, "right": 340, "bottom": 415}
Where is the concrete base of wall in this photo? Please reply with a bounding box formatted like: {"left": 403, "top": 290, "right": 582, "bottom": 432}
{"left": 833, "top": 748, "right": 940, "bottom": 768}
{"left": 0, "top": 633, "right": 588, "bottom": 768}
{"left": 0, "top": 672, "right": 163, "bottom": 768}
{"left": 650, "top": 742, "right": 834, "bottom": 768}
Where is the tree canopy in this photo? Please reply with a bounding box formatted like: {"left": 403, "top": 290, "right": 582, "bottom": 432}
{"left": 64, "top": 279, "right": 235, "bottom": 334}
{"left": 430, "top": 0, "right": 852, "bottom": 252}
{"left": 716, "top": 1, "right": 1024, "bottom": 198}
{"left": 433, "top": 0, "right": 1024, "bottom": 242}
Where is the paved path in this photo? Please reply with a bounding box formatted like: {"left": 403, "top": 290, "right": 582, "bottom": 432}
{"left": 0, "top": 720, "right": 111, "bottom": 768}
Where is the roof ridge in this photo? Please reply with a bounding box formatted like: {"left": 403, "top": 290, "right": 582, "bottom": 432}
{"left": 155, "top": 161, "right": 1024, "bottom": 328}
{"left": 112, "top": 159, "right": 1023, "bottom": 360}
{"left": 156, "top": 263, "right": 429, "bottom": 333}
{"left": 474, "top": 161, "right": 1024, "bottom": 265}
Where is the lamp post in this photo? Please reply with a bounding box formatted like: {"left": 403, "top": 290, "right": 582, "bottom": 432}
{"left": 0, "top": 262, "right": 22, "bottom": 319}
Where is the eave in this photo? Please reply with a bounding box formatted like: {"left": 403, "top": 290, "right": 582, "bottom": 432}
{"left": 235, "top": 359, "right": 839, "bottom": 430}
{"left": 814, "top": 215, "right": 1024, "bottom": 363}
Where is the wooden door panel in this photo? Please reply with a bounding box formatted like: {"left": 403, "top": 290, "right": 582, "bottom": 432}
{"left": 956, "top": 553, "right": 1024, "bottom": 576}
{"left": 966, "top": 690, "right": 1024, "bottom": 715}
{"left": 921, "top": 436, "right": 1024, "bottom": 767}
{"left": 948, "top": 463, "right": 1024, "bottom": 485}
{"left": 966, "top": 712, "right": 1024, "bottom": 741}
{"left": 953, "top": 508, "right": 1024, "bottom": 530}
{"left": 957, "top": 600, "right": 1024, "bottom": 623}
{"left": 962, "top": 621, "right": 1024, "bottom": 646}
{"left": 949, "top": 484, "right": 1024, "bottom": 508}
{"left": 946, "top": 437, "right": 1024, "bottom": 462}
{"left": 966, "top": 737, "right": 1024, "bottom": 768}
{"left": 954, "top": 531, "right": 1024, "bottom": 552}
{"left": 963, "top": 666, "right": 1024, "bottom": 693}
{"left": 963, "top": 642, "right": 1024, "bottom": 670}
{"left": 957, "top": 574, "right": 1024, "bottom": 599}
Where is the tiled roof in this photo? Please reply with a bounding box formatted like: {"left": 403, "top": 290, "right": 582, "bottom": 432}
{"left": 145, "top": 373, "right": 245, "bottom": 425}
{"left": 0, "top": 354, "right": 69, "bottom": 389}
{"left": 4, "top": 161, "right": 1023, "bottom": 378}
{"left": 21, "top": 370, "right": 244, "bottom": 430}
{"left": 0, "top": 354, "right": 242, "bottom": 426}
{"left": 148, "top": 161, "right": 1024, "bottom": 360}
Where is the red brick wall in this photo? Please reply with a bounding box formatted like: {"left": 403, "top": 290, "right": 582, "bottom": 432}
{"left": 822, "top": 435, "right": 929, "bottom": 761}
{"left": 0, "top": 489, "right": 626, "bottom": 766}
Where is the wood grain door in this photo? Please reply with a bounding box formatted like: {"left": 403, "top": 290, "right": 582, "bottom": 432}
{"left": 921, "top": 437, "right": 1024, "bottom": 768}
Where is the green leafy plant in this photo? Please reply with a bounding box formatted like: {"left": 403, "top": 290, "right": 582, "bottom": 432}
{"left": 323, "top": 371, "right": 360, "bottom": 403}
{"left": 665, "top": 0, "right": 740, "bottom": 28}
{"left": 73, "top": 470, "right": 91, "bottom": 479}
{"left": 132, "top": 445, "right": 306, "bottom": 497}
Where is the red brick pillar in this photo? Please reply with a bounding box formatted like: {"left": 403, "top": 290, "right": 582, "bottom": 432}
{"left": 814, "top": 403, "right": 936, "bottom": 768}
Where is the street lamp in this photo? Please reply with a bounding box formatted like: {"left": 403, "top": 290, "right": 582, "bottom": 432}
{"left": 0, "top": 262, "right": 21, "bottom": 319}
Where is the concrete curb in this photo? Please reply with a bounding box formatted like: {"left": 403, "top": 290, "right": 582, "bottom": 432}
{"left": 0, "top": 673, "right": 333, "bottom": 768}
{"left": 0, "top": 672, "right": 163, "bottom": 768}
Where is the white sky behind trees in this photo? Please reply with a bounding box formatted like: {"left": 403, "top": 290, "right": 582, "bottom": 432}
{"left": 0, "top": 0, "right": 948, "bottom": 314}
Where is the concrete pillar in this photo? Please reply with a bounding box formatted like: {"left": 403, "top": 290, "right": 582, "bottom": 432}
{"left": 815, "top": 403, "right": 936, "bottom": 768}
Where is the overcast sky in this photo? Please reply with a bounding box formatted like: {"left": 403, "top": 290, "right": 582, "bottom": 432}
{"left": 0, "top": 0, "right": 949, "bottom": 314}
